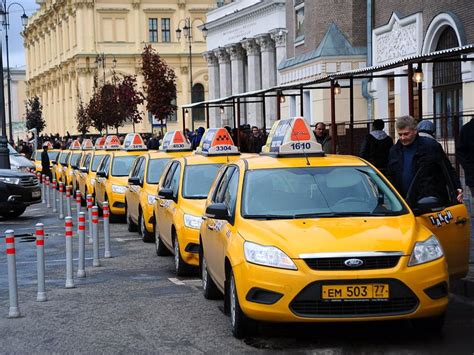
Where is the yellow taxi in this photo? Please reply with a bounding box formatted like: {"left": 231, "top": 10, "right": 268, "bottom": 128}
{"left": 66, "top": 140, "right": 83, "bottom": 190}
{"left": 54, "top": 149, "right": 71, "bottom": 185}
{"left": 125, "top": 131, "right": 193, "bottom": 242}
{"left": 77, "top": 137, "right": 106, "bottom": 203}
{"left": 33, "top": 142, "right": 59, "bottom": 172}
{"left": 95, "top": 134, "right": 148, "bottom": 220}
{"left": 199, "top": 117, "right": 470, "bottom": 338}
{"left": 154, "top": 128, "right": 248, "bottom": 276}
{"left": 74, "top": 139, "right": 94, "bottom": 198}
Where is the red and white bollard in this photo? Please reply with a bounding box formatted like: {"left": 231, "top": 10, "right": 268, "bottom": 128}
{"left": 36, "top": 172, "right": 41, "bottom": 183}
{"left": 75, "top": 190, "right": 81, "bottom": 226}
{"left": 66, "top": 185, "right": 72, "bottom": 217}
{"left": 36, "top": 223, "right": 47, "bottom": 302}
{"left": 92, "top": 206, "right": 100, "bottom": 267}
{"left": 5, "top": 230, "right": 20, "bottom": 318}
{"left": 58, "top": 182, "right": 64, "bottom": 219}
{"left": 45, "top": 177, "right": 51, "bottom": 208}
{"left": 87, "top": 194, "right": 93, "bottom": 244}
{"left": 52, "top": 179, "right": 57, "bottom": 213}
{"left": 77, "top": 212, "right": 86, "bottom": 278}
{"left": 41, "top": 174, "right": 46, "bottom": 204}
{"left": 65, "top": 217, "right": 75, "bottom": 289}
{"left": 103, "top": 201, "right": 111, "bottom": 258}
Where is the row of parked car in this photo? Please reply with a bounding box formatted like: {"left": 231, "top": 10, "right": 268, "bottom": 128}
{"left": 32, "top": 119, "right": 470, "bottom": 338}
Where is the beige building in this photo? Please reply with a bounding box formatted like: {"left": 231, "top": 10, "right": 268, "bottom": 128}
{"left": 23, "top": 0, "right": 215, "bottom": 136}
{"left": 4, "top": 68, "right": 27, "bottom": 141}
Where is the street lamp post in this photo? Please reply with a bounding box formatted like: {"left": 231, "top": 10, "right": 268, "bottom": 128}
{"left": 176, "top": 18, "right": 207, "bottom": 131}
{"left": 0, "top": 1, "right": 28, "bottom": 143}
{"left": 95, "top": 53, "right": 118, "bottom": 85}
{"left": 0, "top": 33, "right": 9, "bottom": 168}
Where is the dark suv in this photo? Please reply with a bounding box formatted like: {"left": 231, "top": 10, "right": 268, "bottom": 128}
{"left": 0, "top": 169, "right": 41, "bottom": 218}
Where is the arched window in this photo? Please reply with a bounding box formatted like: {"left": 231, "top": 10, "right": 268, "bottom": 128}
{"left": 433, "top": 27, "right": 462, "bottom": 138}
{"left": 191, "top": 83, "right": 205, "bottom": 122}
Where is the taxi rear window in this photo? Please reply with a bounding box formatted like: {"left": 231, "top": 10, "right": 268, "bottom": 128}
{"left": 111, "top": 156, "right": 136, "bottom": 176}
{"left": 147, "top": 158, "right": 171, "bottom": 184}
{"left": 182, "top": 164, "right": 222, "bottom": 199}
{"left": 241, "top": 166, "right": 407, "bottom": 219}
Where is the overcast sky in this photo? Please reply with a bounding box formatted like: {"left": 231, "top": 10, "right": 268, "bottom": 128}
{"left": 3, "top": 0, "right": 39, "bottom": 69}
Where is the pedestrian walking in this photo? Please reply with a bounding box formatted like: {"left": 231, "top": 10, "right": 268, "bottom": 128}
{"left": 41, "top": 144, "right": 53, "bottom": 181}
{"left": 456, "top": 117, "right": 474, "bottom": 214}
{"left": 386, "top": 115, "right": 463, "bottom": 207}
{"left": 417, "top": 120, "right": 436, "bottom": 140}
{"left": 313, "top": 122, "right": 332, "bottom": 154}
{"left": 359, "top": 119, "right": 393, "bottom": 173}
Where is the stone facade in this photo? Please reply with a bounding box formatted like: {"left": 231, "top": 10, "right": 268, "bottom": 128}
{"left": 23, "top": 0, "right": 214, "bottom": 135}
{"left": 3, "top": 68, "right": 27, "bottom": 141}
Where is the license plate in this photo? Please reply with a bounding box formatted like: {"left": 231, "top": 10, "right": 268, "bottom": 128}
{"left": 322, "top": 284, "right": 389, "bottom": 300}
{"left": 32, "top": 190, "right": 41, "bottom": 198}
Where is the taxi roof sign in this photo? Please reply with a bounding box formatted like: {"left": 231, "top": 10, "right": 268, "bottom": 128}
{"left": 81, "top": 139, "right": 94, "bottom": 150}
{"left": 94, "top": 136, "right": 106, "bottom": 150}
{"left": 197, "top": 128, "right": 239, "bottom": 156}
{"left": 262, "top": 117, "right": 324, "bottom": 156}
{"left": 104, "top": 135, "right": 121, "bottom": 150}
{"left": 122, "top": 133, "right": 147, "bottom": 151}
{"left": 160, "top": 131, "right": 192, "bottom": 151}
{"left": 69, "top": 140, "right": 82, "bottom": 150}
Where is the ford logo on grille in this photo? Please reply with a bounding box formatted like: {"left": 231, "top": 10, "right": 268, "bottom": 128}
{"left": 344, "top": 258, "right": 364, "bottom": 267}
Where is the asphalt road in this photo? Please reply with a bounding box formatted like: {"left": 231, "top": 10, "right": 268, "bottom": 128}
{"left": 0, "top": 201, "right": 473, "bottom": 354}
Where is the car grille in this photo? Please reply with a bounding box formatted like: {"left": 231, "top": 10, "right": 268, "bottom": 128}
{"left": 20, "top": 176, "right": 39, "bottom": 187}
{"left": 304, "top": 256, "right": 401, "bottom": 270}
{"left": 289, "top": 279, "right": 419, "bottom": 318}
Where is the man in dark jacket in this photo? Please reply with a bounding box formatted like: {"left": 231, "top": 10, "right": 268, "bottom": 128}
{"left": 456, "top": 118, "right": 474, "bottom": 208}
{"left": 359, "top": 119, "right": 393, "bottom": 173}
{"left": 41, "top": 144, "right": 52, "bottom": 181}
{"left": 313, "top": 122, "right": 332, "bottom": 154}
{"left": 248, "top": 126, "right": 265, "bottom": 154}
{"left": 386, "top": 116, "right": 463, "bottom": 207}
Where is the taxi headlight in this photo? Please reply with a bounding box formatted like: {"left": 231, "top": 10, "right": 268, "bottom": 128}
{"left": 0, "top": 176, "right": 20, "bottom": 185}
{"left": 244, "top": 241, "right": 297, "bottom": 270}
{"left": 408, "top": 235, "right": 444, "bottom": 266}
{"left": 90, "top": 178, "right": 96, "bottom": 186}
{"left": 112, "top": 184, "right": 127, "bottom": 194}
{"left": 147, "top": 194, "right": 156, "bottom": 205}
{"left": 184, "top": 214, "right": 202, "bottom": 229}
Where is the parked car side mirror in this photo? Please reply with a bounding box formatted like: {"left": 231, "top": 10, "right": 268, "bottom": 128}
{"left": 205, "top": 203, "right": 230, "bottom": 221}
{"left": 128, "top": 176, "right": 142, "bottom": 186}
{"left": 158, "top": 188, "right": 175, "bottom": 202}
{"left": 96, "top": 171, "right": 106, "bottom": 178}
{"left": 79, "top": 167, "right": 87, "bottom": 173}
{"left": 413, "top": 196, "right": 445, "bottom": 216}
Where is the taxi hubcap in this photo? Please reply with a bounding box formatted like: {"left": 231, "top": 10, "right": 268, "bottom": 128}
{"left": 174, "top": 237, "right": 179, "bottom": 270}
{"left": 230, "top": 276, "right": 236, "bottom": 327}
{"left": 154, "top": 226, "right": 159, "bottom": 251}
{"left": 140, "top": 215, "right": 145, "bottom": 235}
{"left": 202, "top": 257, "right": 208, "bottom": 289}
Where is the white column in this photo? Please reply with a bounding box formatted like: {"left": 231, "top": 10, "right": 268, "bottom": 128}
{"left": 271, "top": 29, "right": 288, "bottom": 85}
{"left": 215, "top": 48, "right": 232, "bottom": 127}
{"left": 256, "top": 34, "right": 276, "bottom": 128}
{"left": 242, "top": 38, "right": 261, "bottom": 127}
{"left": 226, "top": 43, "right": 246, "bottom": 122}
{"left": 203, "top": 51, "right": 220, "bottom": 127}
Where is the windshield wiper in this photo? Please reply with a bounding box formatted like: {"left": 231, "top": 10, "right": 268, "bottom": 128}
{"left": 243, "top": 214, "right": 296, "bottom": 220}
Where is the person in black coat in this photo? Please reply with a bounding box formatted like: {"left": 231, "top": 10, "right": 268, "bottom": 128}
{"left": 386, "top": 116, "right": 463, "bottom": 207}
{"left": 359, "top": 119, "right": 393, "bottom": 173}
{"left": 456, "top": 118, "right": 474, "bottom": 203}
{"left": 41, "top": 144, "right": 52, "bottom": 181}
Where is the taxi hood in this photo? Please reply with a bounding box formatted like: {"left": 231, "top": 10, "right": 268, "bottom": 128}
{"left": 179, "top": 198, "right": 207, "bottom": 217}
{"left": 237, "top": 214, "right": 422, "bottom": 258}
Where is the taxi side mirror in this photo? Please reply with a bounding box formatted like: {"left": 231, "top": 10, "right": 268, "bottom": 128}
{"left": 96, "top": 171, "right": 106, "bottom": 178}
{"left": 51, "top": 160, "right": 57, "bottom": 165}
{"left": 205, "top": 203, "right": 230, "bottom": 221}
{"left": 158, "top": 188, "right": 175, "bottom": 201}
{"left": 128, "top": 176, "right": 142, "bottom": 186}
{"left": 80, "top": 167, "right": 87, "bottom": 173}
{"left": 413, "top": 196, "right": 445, "bottom": 216}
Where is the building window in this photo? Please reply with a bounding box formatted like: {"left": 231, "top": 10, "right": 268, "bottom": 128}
{"left": 294, "top": 0, "right": 304, "bottom": 44}
{"left": 191, "top": 84, "right": 205, "bottom": 122}
{"left": 149, "top": 18, "right": 158, "bottom": 43}
{"left": 161, "top": 18, "right": 171, "bottom": 43}
{"left": 168, "top": 98, "right": 177, "bottom": 122}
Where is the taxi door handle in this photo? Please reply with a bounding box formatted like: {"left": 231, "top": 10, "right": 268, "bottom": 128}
{"left": 207, "top": 224, "right": 216, "bottom": 231}
{"left": 455, "top": 217, "right": 467, "bottom": 225}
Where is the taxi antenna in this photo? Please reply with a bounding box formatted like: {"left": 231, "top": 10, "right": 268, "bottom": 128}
{"left": 288, "top": 120, "right": 311, "bottom": 166}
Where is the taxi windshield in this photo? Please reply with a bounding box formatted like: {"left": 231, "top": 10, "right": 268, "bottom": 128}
{"left": 70, "top": 153, "right": 82, "bottom": 168}
{"left": 59, "top": 152, "right": 70, "bottom": 165}
{"left": 91, "top": 154, "right": 105, "bottom": 172}
{"left": 48, "top": 151, "right": 59, "bottom": 161}
{"left": 183, "top": 164, "right": 222, "bottom": 199}
{"left": 111, "top": 156, "right": 136, "bottom": 176}
{"left": 242, "top": 166, "right": 407, "bottom": 219}
{"left": 147, "top": 158, "right": 171, "bottom": 184}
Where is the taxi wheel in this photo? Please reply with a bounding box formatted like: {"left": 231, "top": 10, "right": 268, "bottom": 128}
{"left": 140, "top": 212, "right": 154, "bottom": 243}
{"left": 229, "top": 270, "right": 255, "bottom": 339}
{"left": 126, "top": 204, "right": 138, "bottom": 232}
{"left": 173, "top": 232, "right": 194, "bottom": 276}
{"left": 155, "top": 221, "right": 171, "bottom": 256}
{"left": 411, "top": 313, "right": 445, "bottom": 333}
{"left": 200, "top": 248, "right": 221, "bottom": 300}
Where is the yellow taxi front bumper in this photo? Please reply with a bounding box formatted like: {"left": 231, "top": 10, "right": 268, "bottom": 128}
{"left": 143, "top": 203, "right": 154, "bottom": 233}
{"left": 108, "top": 192, "right": 126, "bottom": 215}
{"left": 177, "top": 226, "right": 200, "bottom": 266}
{"left": 232, "top": 256, "right": 448, "bottom": 323}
